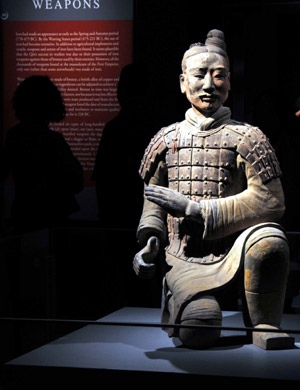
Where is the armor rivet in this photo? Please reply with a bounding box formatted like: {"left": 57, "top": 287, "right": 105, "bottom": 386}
{"left": 225, "top": 133, "right": 229, "bottom": 136}
{"left": 238, "top": 138, "right": 242, "bottom": 141}
{"left": 223, "top": 142, "right": 227, "bottom": 146}
{"left": 225, "top": 162, "right": 229, "bottom": 166}
{"left": 188, "top": 161, "right": 191, "bottom": 164}
{"left": 195, "top": 175, "right": 198, "bottom": 179}
{"left": 224, "top": 177, "right": 228, "bottom": 181}
{"left": 214, "top": 143, "right": 218, "bottom": 146}
{"left": 195, "top": 190, "right": 198, "bottom": 194}
{"left": 194, "top": 143, "right": 197, "bottom": 146}
{"left": 204, "top": 175, "right": 207, "bottom": 180}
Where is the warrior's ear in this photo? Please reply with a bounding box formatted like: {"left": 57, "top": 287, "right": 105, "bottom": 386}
{"left": 180, "top": 74, "right": 186, "bottom": 94}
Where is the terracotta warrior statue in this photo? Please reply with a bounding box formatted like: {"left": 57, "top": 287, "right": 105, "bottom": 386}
{"left": 133, "top": 29, "right": 294, "bottom": 350}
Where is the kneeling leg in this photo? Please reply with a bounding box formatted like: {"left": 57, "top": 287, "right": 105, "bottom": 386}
{"left": 244, "top": 236, "right": 294, "bottom": 349}
{"left": 179, "top": 296, "right": 222, "bottom": 349}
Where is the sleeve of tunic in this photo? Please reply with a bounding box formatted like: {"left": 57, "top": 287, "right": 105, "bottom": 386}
{"left": 136, "top": 127, "right": 170, "bottom": 247}
{"left": 189, "top": 125, "right": 285, "bottom": 240}
{"left": 200, "top": 155, "right": 285, "bottom": 240}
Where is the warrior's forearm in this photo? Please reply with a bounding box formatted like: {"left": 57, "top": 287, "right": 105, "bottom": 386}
{"left": 200, "top": 179, "right": 285, "bottom": 240}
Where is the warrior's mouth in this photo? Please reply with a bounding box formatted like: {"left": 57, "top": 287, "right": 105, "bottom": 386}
{"left": 200, "top": 95, "right": 218, "bottom": 102}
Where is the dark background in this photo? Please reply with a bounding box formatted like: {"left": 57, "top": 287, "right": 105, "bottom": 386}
{"left": 1, "top": 0, "right": 300, "bottom": 365}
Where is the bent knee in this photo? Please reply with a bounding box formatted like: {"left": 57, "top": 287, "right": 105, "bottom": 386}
{"left": 246, "top": 235, "right": 289, "bottom": 259}
{"left": 245, "top": 236, "right": 289, "bottom": 293}
{"left": 179, "top": 296, "right": 222, "bottom": 349}
{"left": 179, "top": 319, "right": 221, "bottom": 349}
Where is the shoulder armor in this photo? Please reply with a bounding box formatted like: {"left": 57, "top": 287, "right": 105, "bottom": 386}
{"left": 226, "top": 123, "right": 282, "bottom": 184}
{"left": 139, "top": 123, "right": 177, "bottom": 183}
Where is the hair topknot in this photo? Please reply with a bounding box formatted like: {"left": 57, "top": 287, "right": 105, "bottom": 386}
{"left": 205, "top": 29, "right": 226, "bottom": 51}
{"left": 182, "top": 29, "right": 229, "bottom": 71}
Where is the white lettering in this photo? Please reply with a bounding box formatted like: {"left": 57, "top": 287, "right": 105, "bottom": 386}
{"left": 45, "top": 0, "right": 53, "bottom": 9}
{"left": 55, "top": 0, "right": 63, "bottom": 9}
{"left": 32, "top": 0, "right": 101, "bottom": 10}
{"left": 83, "top": 0, "right": 91, "bottom": 8}
{"left": 32, "top": 0, "right": 43, "bottom": 9}
{"left": 73, "top": 0, "right": 81, "bottom": 9}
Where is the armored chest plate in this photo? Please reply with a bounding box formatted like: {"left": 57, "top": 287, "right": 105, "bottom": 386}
{"left": 166, "top": 126, "right": 239, "bottom": 200}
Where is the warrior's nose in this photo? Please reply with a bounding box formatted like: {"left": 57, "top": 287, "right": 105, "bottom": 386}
{"left": 203, "top": 74, "right": 214, "bottom": 93}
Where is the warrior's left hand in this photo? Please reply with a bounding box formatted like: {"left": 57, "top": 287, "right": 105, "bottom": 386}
{"left": 145, "top": 185, "right": 190, "bottom": 218}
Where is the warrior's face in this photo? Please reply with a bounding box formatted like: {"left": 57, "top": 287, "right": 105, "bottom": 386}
{"left": 180, "top": 52, "right": 230, "bottom": 117}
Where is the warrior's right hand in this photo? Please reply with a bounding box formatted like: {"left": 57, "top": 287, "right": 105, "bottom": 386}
{"left": 133, "top": 236, "right": 159, "bottom": 279}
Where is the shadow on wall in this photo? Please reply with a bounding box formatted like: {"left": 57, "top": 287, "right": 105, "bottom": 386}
{"left": 2, "top": 75, "right": 84, "bottom": 235}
